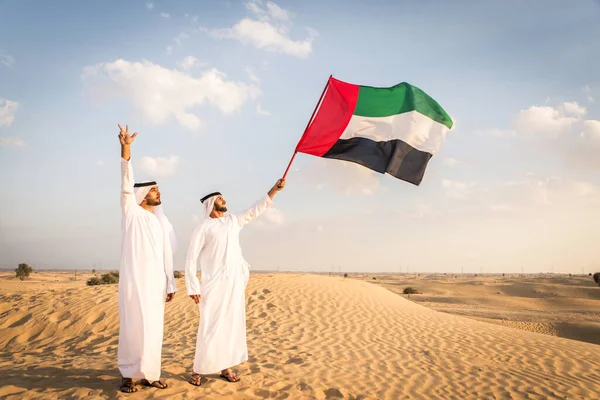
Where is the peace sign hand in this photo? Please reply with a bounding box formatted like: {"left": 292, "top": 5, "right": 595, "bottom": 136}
{"left": 118, "top": 124, "right": 139, "bottom": 146}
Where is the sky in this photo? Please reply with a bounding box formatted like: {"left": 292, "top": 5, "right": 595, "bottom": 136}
{"left": 1, "top": 0, "right": 600, "bottom": 274}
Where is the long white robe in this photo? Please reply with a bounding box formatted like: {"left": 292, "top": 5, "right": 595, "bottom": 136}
{"left": 184, "top": 194, "right": 272, "bottom": 374}
{"left": 118, "top": 159, "right": 177, "bottom": 381}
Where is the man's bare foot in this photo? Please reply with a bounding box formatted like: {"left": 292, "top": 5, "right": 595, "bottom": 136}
{"left": 120, "top": 378, "right": 138, "bottom": 393}
{"left": 188, "top": 373, "right": 202, "bottom": 386}
{"left": 140, "top": 379, "right": 168, "bottom": 389}
{"left": 220, "top": 369, "right": 240, "bottom": 382}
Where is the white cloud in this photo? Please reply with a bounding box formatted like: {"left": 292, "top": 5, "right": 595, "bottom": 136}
{"left": 583, "top": 85, "right": 595, "bottom": 103}
{"left": 137, "top": 156, "right": 180, "bottom": 178}
{"left": 296, "top": 158, "right": 380, "bottom": 196}
{"left": 254, "top": 207, "right": 285, "bottom": 230}
{"left": 245, "top": 67, "right": 260, "bottom": 83}
{"left": 511, "top": 101, "right": 600, "bottom": 170}
{"left": 513, "top": 102, "right": 586, "bottom": 138}
{"left": 476, "top": 128, "right": 516, "bottom": 138}
{"left": 174, "top": 32, "right": 189, "bottom": 46}
{"left": 492, "top": 176, "right": 600, "bottom": 210}
{"left": 581, "top": 119, "right": 600, "bottom": 141}
{"left": 161, "top": 12, "right": 170, "bottom": 18}
{"left": 398, "top": 202, "right": 435, "bottom": 218}
{"left": 246, "top": 0, "right": 291, "bottom": 21}
{"left": 166, "top": 46, "right": 173, "bottom": 55}
{"left": 0, "top": 53, "right": 14, "bottom": 68}
{"left": 442, "top": 179, "right": 476, "bottom": 199}
{"left": 177, "top": 56, "right": 205, "bottom": 70}
{"left": 256, "top": 103, "right": 271, "bottom": 116}
{"left": 81, "top": 59, "right": 260, "bottom": 131}
{"left": 146, "top": 2, "right": 154, "bottom": 9}
{"left": 201, "top": 1, "right": 317, "bottom": 58}
{"left": 0, "top": 98, "right": 19, "bottom": 128}
{"left": 96, "top": 160, "right": 104, "bottom": 167}
{"left": 443, "top": 157, "right": 459, "bottom": 166}
{"left": 0, "top": 137, "right": 25, "bottom": 147}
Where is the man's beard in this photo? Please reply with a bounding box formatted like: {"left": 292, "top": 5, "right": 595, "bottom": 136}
{"left": 215, "top": 204, "right": 227, "bottom": 212}
{"left": 146, "top": 198, "right": 162, "bottom": 206}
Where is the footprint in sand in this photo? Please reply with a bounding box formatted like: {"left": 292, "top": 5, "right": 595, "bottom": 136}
{"left": 297, "top": 382, "right": 312, "bottom": 392}
{"left": 262, "top": 289, "right": 271, "bottom": 294}
{"left": 266, "top": 303, "right": 276, "bottom": 309}
{"left": 258, "top": 295, "right": 265, "bottom": 300}
{"left": 254, "top": 389, "right": 271, "bottom": 398}
{"left": 285, "top": 356, "right": 304, "bottom": 365}
{"left": 323, "top": 388, "right": 344, "bottom": 398}
{"left": 258, "top": 312, "right": 267, "bottom": 318}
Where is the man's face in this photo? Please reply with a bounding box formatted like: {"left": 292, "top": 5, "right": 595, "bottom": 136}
{"left": 214, "top": 195, "right": 227, "bottom": 212}
{"left": 144, "top": 186, "right": 161, "bottom": 206}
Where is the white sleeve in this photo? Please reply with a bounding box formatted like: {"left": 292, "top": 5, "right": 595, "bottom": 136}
{"left": 234, "top": 195, "right": 273, "bottom": 228}
{"left": 184, "top": 226, "right": 204, "bottom": 295}
{"left": 164, "top": 247, "right": 177, "bottom": 294}
{"left": 120, "top": 158, "right": 137, "bottom": 215}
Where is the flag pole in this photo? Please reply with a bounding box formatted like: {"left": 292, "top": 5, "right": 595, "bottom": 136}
{"left": 281, "top": 74, "right": 332, "bottom": 180}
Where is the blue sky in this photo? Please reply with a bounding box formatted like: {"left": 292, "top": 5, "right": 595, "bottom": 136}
{"left": 1, "top": 0, "right": 599, "bottom": 274}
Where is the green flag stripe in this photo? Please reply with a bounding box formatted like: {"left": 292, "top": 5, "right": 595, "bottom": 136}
{"left": 354, "top": 83, "right": 453, "bottom": 129}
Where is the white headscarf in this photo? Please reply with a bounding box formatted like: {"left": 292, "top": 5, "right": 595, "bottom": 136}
{"left": 203, "top": 195, "right": 217, "bottom": 218}
{"left": 134, "top": 182, "right": 177, "bottom": 268}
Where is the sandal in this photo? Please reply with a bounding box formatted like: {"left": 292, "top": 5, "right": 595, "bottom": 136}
{"left": 220, "top": 369, "right": 240, "bottom": 382}
{"left": 140, "top": 378, "right": 168, "bottom": 389}
{"left": 120, "top": 378, "right": 138, "bottom": 393}
{"left": 188, "top": 373, "right": 202, "bottom": 386}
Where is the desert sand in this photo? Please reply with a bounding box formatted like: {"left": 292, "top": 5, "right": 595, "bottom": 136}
{"left": 1, "top": 271, "right": 599, "bottom": 399}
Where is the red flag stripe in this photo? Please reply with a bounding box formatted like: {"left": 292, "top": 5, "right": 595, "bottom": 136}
{"left": 296, "top": 77, "right": 359, "bottom": 156}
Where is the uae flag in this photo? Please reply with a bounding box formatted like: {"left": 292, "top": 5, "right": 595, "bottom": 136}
{"left": 295, "top": 76, "right": 454, "bottom": 186}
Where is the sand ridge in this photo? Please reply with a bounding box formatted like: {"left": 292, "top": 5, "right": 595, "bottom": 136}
{"left": 1, "top": 272, "right": 599, "bottom": 399}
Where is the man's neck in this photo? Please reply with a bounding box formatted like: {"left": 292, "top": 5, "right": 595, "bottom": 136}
{"left": 209, "top": 210, "right": 225, "bottom": 219}
{"left": 141, "top": 203, "right": 154, "bottom": 213}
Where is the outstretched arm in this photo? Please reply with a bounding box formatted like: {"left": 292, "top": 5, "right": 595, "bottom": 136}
{"left": 185, "top": 226, "right": 205, "bottom": 304}
{"left": 235, "top": 179, "right": 285, "bottom": 227}
{"left": 119, "top": 124, "right": 139, "bottom": 215}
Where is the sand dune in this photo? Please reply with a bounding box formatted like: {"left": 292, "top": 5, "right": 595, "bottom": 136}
{"left": 1, "top": 272, "right": 599, "bottom": 399}
{"left": 359, "top": 273, "right": 600, "bottom": 346}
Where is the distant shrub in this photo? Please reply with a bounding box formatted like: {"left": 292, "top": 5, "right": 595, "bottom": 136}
{"left": 87, "top": 277, "right": 102, "bottom": 286}
{"left": 87, "top": 271, "right": 119, "bottom": 286}
{"left": 589, "top": 273, "right": 592, "bottom": 276}
{"left": 174, "top": 271, "right": 183, "bottom": 279}
{"left": 344, "top": 273, "right": 348, "bottom": 278}
{"left": 593, "top": 272, "right": 600, "bottom": 286}
{"left": 92, "top": 269, "right": 96, "bottom": 274}
{"left": 403, "top": 287, "right": 419, "bottom": 295}
{"left": 15, "top": 263, "right": 33, "bottom": 281}
{"left": 372, "top": 277, "right": 376, "bottom": 280}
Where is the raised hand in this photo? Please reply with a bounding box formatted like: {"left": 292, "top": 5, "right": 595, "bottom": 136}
{"left": 118, "top": 124, "right": 138, "bottom": 146}
{"left": 268, "top": 178, "right": 286, "bottom": 199}
{"left": 275, "top": 179, "right": 286, "bottom": 191}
